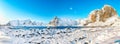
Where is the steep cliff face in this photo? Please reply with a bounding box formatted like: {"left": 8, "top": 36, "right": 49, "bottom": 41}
{"left": 88, "top": 5, "right": 118, "bottom": 23}
{"left": 78, "top": 5, "right": 119, "bottom": 26}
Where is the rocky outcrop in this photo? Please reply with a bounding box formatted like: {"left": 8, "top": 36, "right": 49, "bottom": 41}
{"left": 48, "top": 16, "right": 78, "bottom": 26}
{"left": 88, "top": 5, "right": 118, "bottom": 23}
{"left": 48, "top": 16, "right": 59, "bottom": 26}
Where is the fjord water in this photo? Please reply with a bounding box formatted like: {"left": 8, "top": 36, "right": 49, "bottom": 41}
{"left": 10, "top": 26, "right": 83, "bottom": 29}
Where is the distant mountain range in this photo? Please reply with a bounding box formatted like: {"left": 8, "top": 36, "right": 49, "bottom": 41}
{"left": 6, "top": 19, "right": 44, "bottom": 26}
{"left": 4, "top": 5, "right": 120, "bottom": 27}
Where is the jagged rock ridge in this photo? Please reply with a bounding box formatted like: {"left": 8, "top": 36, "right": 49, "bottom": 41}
{"left": 79, "top": 5, "right": 119, "bottom": 26}
{"left": 88, "top": 5, "right": 118, "bottom": 22}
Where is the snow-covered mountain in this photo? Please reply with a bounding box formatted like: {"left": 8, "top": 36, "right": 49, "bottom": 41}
{"left": 6, "top": 19, "right": 44, "bottom": 26}
{"left": 46, "top": 5, "right": 120, "bottom": 27}
{"left": 6, "top": 17, "right": 78, "bottom": 26}
{"left": 88, "top": 5, "right": 118, "bottom": 22}
{"left": 78, "top": 4, "right": 119, "bottom": 26}
{"left": 48, "top": 16, "right": 78, "bottom": 26}
{"left": 4, "top": 5, "right": 120, "bottom": 27}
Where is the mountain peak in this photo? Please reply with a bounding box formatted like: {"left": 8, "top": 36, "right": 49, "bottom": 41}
{"left": 88, "top": 4, "right": 118, "bottom": 23}
{"left": 48, "top": 16, "right": 78, "bottom": 26}
{"left": 48, "top": 16, "right": 59, "bottom": 26}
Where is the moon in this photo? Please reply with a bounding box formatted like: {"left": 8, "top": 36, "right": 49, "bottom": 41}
{"left": 69, "top": 7, "right": 73, "bottom": 10}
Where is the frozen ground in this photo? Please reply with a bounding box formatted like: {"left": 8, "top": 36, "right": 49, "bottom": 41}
{"left": 0, "top": 26, "right": 120, "bottom": 44}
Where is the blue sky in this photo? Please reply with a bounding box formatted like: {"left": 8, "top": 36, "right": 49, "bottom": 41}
{"left": 0, "top": 0, "right": 120, "bottom": 23}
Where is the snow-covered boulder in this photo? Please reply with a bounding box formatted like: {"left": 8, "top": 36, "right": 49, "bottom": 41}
{"left": 0, "top": 31, "right": 11, "bottom": 44}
